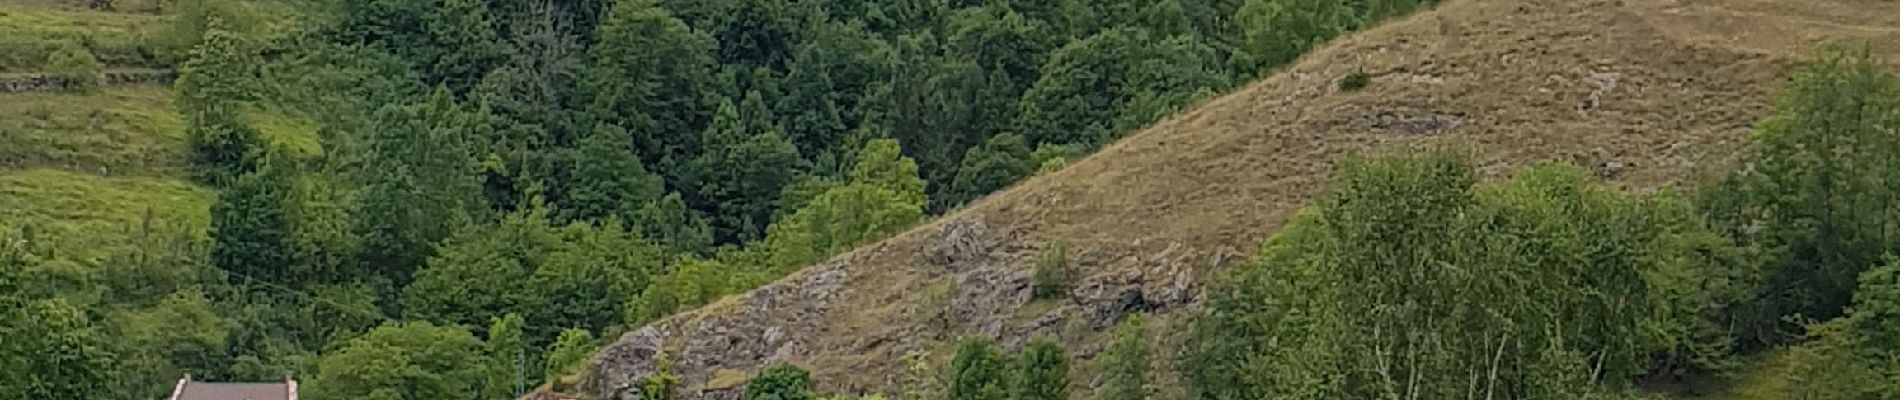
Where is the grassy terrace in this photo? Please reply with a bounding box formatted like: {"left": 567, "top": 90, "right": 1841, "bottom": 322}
{"left": 0, "top": 85, "right": 184, "bottom": 175}
{"left": 0, "top": 168, "right": 212, "bottom": 261}
{"left": 0, "top": 3, "right": 168, "bottom": 71}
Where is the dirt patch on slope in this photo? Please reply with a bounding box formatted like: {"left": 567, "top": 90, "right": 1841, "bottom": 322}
{"left": 549, "top": 0, "right": 1900, "bottom": 399}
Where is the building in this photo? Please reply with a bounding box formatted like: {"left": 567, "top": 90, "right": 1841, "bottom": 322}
{"left": 166, "top": 374, "right": 297, "bottom": 400}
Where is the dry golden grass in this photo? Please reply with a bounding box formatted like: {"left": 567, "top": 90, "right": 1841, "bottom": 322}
{"left": 554, "top": 0, "right": 1900, "bottom": 398}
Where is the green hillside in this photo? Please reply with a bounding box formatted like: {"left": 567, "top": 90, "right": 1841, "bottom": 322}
{"left": 0, "top": 4, "right": 168, "bottom": 71}
{"left": 3, "top": 0, "right": 1899, "bottom": 399}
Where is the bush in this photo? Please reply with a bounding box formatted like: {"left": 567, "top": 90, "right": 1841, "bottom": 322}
{"left": 746, "top": 364, "right": 813, "bottom": 400}
{"left": 1031, "top": 241, "right": 1068, "bottom": 300}
{"left": 45, "top": 42, "right": 103, "bottom": 91}
{"left": 641, "top": 352, "right": 680, "bottom": 400}
{"left": 1337, "top": 70, "right": 1371, "bottom": 91}
{"left": 1095, "top": 314, "right": 1150, "bottom": 400}
{"left": 543, "top": 328, "right": 596, "bottom": 381}
{"left": 310, "top": 322, "right": 492, "bottom": 400}
{"left": 1011, "top": 337, "right": 1068, "bottom": 400}
{"left": 1779, "top": 260, "right": 1900, "bottom": 399}
{"left": 899, "top": 350, "right": 939, "bottom": 400}
{"left": 947, "top": 337, "right": 1009, "bottom": 400}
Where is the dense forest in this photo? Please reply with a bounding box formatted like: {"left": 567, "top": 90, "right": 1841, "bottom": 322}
{"left": 5, "top": 0, "right": 1899, "bottom": 398}
{"left": 0, "top": 0, "right": 1429, "bottom": 398}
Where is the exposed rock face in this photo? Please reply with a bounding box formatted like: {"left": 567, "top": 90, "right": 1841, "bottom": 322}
{"left": 947, "top": 264, "right": 1033, "bottom": 339}
{"left": 572, "top": 211, "right": 1215, "bottom": 400}
{"left": 585, "top": 262, "right": 851, "bottom": 400}
{"left": 928, "top": 216, "right": 999, "bottom": 269}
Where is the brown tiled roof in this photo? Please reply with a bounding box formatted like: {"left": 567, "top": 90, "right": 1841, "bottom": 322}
{"left": 169, "top": 379, "right": 296, "bottom": 400}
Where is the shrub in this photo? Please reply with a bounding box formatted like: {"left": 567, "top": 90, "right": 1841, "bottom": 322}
{"left": 1779, "top": 259, "right": 1900, "bottom": 399}
{"left": 543, "top": 328, "right": 596, "bottom": 381}
{"left": 899, "top": 350, "right": 939, "bottom": 400}
{"left": 310, "top": 322, "right": 491, "bottom": 400}
{"left": 1031, "top": 241, "right": 1069, "bottom": 300}
{"left": 746, "top": 364, "right": 813, "bottom": 400}
{"left": 919, "top": 278, "right": 960, "bottom": 334}
{"left": 1096, "top": 314, "right": 1150, "bottom": 400}
{"left": 947, "top": 337, "right": 1009, "bottom": 400}
{"left": 1337, "top": 70, "right": 1371, "bottom": 92}
{"left": 641, "top": 352, "right": 679, "bottom": 400}
{"left": 45, "top": 42, "right": 103, "bottom": 91}
{"left": 1011, "top": 337, "right": 1068, "bottom": 400}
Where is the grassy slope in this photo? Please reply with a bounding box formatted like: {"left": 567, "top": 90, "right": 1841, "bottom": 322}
{"left": 0, "top": 3, "right": 168, "bottom": 71}
{"left": 0, "top": 168, "right": 212, "bottom": 260}
{"left": 0, "top": 0, "right": 318, "bottom": 262}
{"left": 549, "top": 0, "right": 1900, "bottom": 399}
{"left": 0, "top": 85, "right": 185, "bottom": 175}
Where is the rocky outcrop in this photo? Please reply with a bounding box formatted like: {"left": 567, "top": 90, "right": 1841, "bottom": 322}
{"left": 572, "top": 210, "right": 1211, "bottom": 400}
{"left": 927, "top": 216, "right": 1002, "bottom": 269}
{"left": 585, "top": 262, "right": 851, "bottom": 400}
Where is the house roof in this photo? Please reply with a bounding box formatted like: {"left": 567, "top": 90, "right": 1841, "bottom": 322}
{"left": 168, "top": 376, "right": 297, "bottom": 400}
